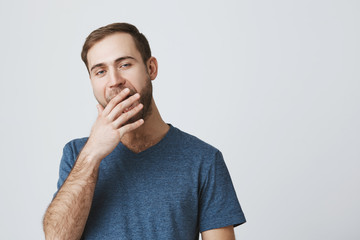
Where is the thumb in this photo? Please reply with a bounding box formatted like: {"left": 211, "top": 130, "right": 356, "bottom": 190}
{"left": 96, "top": 104, "right": 104, "bottom": 115}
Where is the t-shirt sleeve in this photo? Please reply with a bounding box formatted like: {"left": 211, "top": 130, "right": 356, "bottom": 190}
{"left": 52, "top": 142, "right": 76, "bottom": 199}
{"left": 198, "top": 150, "right": 246, "bottom": 232}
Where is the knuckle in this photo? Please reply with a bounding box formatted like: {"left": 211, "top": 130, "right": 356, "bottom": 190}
{"left": 123, "top": 111, "right": 132, "bottom": 118}
{"left": 117, "top": 101, "right": 125, "bottom": 109}
{"left": 111, "top": 121, "right": 118, "bottom": 129}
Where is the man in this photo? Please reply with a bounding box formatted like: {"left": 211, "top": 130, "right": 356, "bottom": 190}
{"left": 43, "top": 23, "right": 246, "bottom": 240}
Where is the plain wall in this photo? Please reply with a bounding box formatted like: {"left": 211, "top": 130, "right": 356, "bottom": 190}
{"left": 0, "top": 0, "right": 359, "bottom": 239}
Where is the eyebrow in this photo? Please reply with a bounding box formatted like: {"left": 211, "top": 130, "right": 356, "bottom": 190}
{"left": 90, "top": 56, "right": 136, "bottom": 73}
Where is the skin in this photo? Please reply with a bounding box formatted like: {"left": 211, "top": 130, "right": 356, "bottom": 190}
{"left": 202, "top": 225, "right": 236, "bottom": 240}
{"left": 42, "top": 33, "right": 235, "bottom": 239}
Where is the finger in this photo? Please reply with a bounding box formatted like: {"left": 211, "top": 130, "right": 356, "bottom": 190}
{"left": 119, "top": 119, "right": 144, "bottom": 137}
{"left": 96, "top": 104, "right": 104, "bottom": 115}
{"left": 102, "top": 88, "right": 130, "bottom": 116}
{"left": 112, "top": 103, "right": 143, "bottom": 128}
{"left": 107, "top": 93, "right": 140, "bottom": 121}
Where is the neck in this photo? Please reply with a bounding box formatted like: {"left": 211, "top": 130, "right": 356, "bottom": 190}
{"left": 120, "top": 98, "right": 169, "bottom": 153}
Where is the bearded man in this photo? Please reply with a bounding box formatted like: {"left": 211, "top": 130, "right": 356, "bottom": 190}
{"left": 43, "top": 23, "right": 246, "bottom": 240}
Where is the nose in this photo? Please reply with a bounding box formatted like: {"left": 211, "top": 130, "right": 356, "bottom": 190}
{"left": 108, "top": 68, "right": 126, "bottom": 88}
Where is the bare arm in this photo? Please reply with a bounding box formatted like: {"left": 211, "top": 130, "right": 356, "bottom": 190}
{"left": 43, "top": 88, "right": 144, "bottom": 240}
{"left": 201, "top": 225, "right": 236, "bottom": 240}
{"left": 43, "top": 149, "right": 101, "bottom": 240}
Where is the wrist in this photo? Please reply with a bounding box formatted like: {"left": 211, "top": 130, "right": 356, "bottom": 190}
{"left": 79, "top": 144, "right": 103, "bottom": 167}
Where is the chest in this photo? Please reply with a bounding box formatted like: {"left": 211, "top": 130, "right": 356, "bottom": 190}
{"left": 92, "top": 154, "right": 201, "bottom": 215}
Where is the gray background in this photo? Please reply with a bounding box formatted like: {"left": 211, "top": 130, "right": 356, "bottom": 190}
{"left": 0, "top": 0, "right": 359, "bottom": 239}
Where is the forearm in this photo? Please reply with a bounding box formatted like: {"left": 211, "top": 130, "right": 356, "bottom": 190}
{"left": 43, "top": 88, "right": 144, "bottom": 239}
{"left": 201, "top": 225, "right": 236, "bottom": 240}
{"left": 43, "top": 149, "right": 101, "bottom": 240}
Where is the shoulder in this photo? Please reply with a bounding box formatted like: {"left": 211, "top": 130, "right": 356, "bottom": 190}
{"left": 170, "top": 125, "right": 218, "bottom": 151}
{"left": 168, "top": 125, "right": 221, "bottom": 164}
{"left": 62, "top": 137, "right": 89, "bottom": 157}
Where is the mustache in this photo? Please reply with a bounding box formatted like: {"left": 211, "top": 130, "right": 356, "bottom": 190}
{"left": 106, "top": 87, "right": 137, "bottom": 103}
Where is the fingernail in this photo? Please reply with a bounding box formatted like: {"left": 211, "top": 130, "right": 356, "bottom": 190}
{"left": 124, "top": 88, "right": 130, "bottom": 93}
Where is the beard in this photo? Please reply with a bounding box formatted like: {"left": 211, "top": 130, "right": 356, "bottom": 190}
{"left": 103, "top": 77, "right": 153, "bottom": 125}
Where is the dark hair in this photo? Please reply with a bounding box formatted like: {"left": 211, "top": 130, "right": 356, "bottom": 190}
{"left": 81, "top": 22, "right": 152, "bottom": 70}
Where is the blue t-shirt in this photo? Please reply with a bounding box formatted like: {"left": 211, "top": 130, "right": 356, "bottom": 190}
{"left": 56, "top": 124, "right": 246, "bottom": 239}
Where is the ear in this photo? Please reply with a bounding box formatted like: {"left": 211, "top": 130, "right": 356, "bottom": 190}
{"left": 146, "top": 57, "right": 158, "bottom": 81}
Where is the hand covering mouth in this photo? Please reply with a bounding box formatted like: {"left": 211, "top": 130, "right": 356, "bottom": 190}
{"left": 123, "top": 104, "right": 136, "bottom": 113}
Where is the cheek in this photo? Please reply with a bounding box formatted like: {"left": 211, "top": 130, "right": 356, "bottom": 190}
{"left": 130, "top": 69, "right": 149, "bottom": 91}
{"left": 91, "top": 81, "right": 106, "bottom": 100}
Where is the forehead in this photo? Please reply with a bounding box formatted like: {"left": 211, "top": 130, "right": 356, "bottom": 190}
{"left": 87, "top": 33, "right": 141, "bottom": 67}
